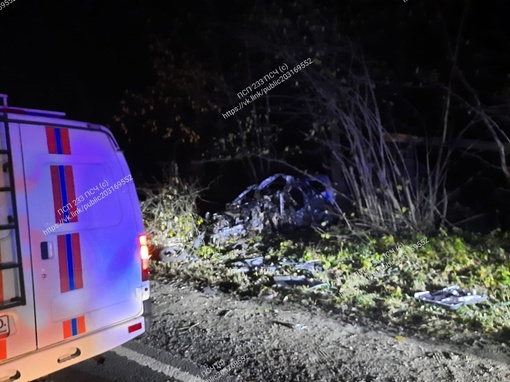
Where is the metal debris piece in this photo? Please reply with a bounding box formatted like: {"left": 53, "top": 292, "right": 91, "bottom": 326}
{"left": 231, "top": 256, "right": 278, "bottom": 273}
{"left": 271, "top": 320, "right": 308, "bottom": 331}
{"left": 207, "top": 174, "right": 339, "bottom": 244}
{"left": 244, "top": 257, "right": 264, "bottom": 267}
{"left": 231, "top": 256, "right": 323, "bottom": 276}
{"left": 271, "top": 320, "right": 295, "bottom": 329}
{"left": 209, "top": 223, "right": 246, "bottom": 245}
{"left": 281, "top": 259, "right": 324, "bottom": 272}
{"left": 307, "top": 282, "right": 329, "bottom": 291}
{"left": 259, "top": 289, "right": 278, "bottom": 300}
{"left": 193, "top": 232, "right": 205, "bottom": 249}
{"left": 414, "top": 285, "right": 487, "bottom": 310}
{"left": 178, "top": 322, "right": 200, "bottom": 332}
{"left": 273, "top": 275, "right": 327, "bottom": 290}
{"left": 203, "top": 286, "right": 214, "bottom": 295}
{"left": 273, "top": 275, "right": 306, "bottom": 287}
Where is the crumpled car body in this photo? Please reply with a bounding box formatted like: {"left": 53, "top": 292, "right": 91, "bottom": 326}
{"left": 207, "top": 173, "right": 339, "bottom": 244}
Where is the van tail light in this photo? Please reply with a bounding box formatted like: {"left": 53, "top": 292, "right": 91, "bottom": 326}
{"left": 139, "top": 234, "right": 150, "bottom": 281}
{"left": 128, "top": 322, "right": 143, "bottom": 333}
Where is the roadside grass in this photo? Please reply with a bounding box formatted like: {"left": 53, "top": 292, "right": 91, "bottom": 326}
{"left": 140, "top": 173, "right": 510, "bottom": 341}
{"left": 151, "top": 227, "right": 510, "bottom": 342}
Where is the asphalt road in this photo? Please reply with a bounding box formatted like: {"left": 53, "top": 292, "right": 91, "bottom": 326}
{"left": 39, "top": 340, "right": 216, "bottom": 382}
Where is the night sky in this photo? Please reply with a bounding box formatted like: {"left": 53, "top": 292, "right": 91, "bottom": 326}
{"left": 0, "top": 0, "right": 153, "bottom": 122}
{"left": 2, "top": 1, "right": 508, "bottom": 119}
{"left": 1, "top": 0, "right": 510, "bottom": 221}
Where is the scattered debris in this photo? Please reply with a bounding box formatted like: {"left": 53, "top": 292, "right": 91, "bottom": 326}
{"left": 178, "top": 322, "right": 200, "bottom": 332}
{"left": 231, "top": 256, "right": 276, "bottom": 273}
{"left": 307, "top": 283, "right": 330, "bottom": 292}
{"left": 207, "top": 173, "right": 339, "bottom": 245}
{"left": 273, "top": 275, "right": 327, "bottom": 290}
{"left": 218, "top": 309, "right": 232, "bottom": 317}
{"left": 271, "top": 320, "right": 295, "bottom": 329}
{"left": 240, "top": 256, "right": 265, "bottom": 269}
{"left": 281, "top": 258, "right": 324, "bottom": 272}
{"left": 271, "top": 320, "right": 308, "bottom": 331}
{"left": 154, "top": 174, "right": 336, "bottom": 296}
{"left": 259, "top": 289, "right": 278, "bottom": 300}
{"left": 203, "top": 286, "right": 214, "bottom": 296}
{"left": 273, "top": 275, "right": 306, "bottom": 287}
{"left": 230, "top": 256, "right": 323, "bottom": 277}
{"left": 227, "top": 255, "right": 328, "bottom": 291}
{"left": 414, "top": 285, "right": 487, "bottom": 310}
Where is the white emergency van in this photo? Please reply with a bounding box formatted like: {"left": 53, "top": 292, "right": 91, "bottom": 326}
{"left": 0, "top": 94, "right": 151, "bottom": 381}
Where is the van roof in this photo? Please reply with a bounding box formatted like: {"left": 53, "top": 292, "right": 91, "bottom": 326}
{"left": 0, "top": 94, "right": 120, "bottom": 150}
{"left": 0, "top": 94, "right": 66, "bottom": 119}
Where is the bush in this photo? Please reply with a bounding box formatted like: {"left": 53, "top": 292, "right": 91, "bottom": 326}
{"left": 137, "top": 172, "right": 204, "bottom": 253}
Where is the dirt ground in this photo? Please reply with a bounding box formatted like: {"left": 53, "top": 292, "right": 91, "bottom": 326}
{"left": 137, "top": 279, "right": 510, "bottom": 382}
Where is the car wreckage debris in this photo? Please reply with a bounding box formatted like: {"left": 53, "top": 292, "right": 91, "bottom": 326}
{"left": 273, "top": 275, "right": 328, "bottom": 290}
{"left": 206, "top": 173, "right": 339, "bottom": 245}
{"left": 414, "top": 285, "right": 487, "bottom": 310}
{"left": 229, "top": 255, "right": 328, "bottom": 290}
{"left": 231, "top": 257, "right": 323, "bottom": 273}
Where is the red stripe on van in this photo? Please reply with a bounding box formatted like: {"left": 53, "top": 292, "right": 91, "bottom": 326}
{"left": 46, "top": 127, "right": 71, "bottom": 155}
{"left": 57, "top": 233, "right": 83, "bottom": 293}
{"left": 76, "top": 316, "right": 86, "bottom": 334}
{"left": 62, "top": 316, "right": 86, "bottom": 339}
{"left": 46, "top": 126, "right": 57, "bottom": 154}
{"left": 0, "top": 340, "right": 6, "bottom": 360}
{"left": 50, "top": 165, "right": 79, "bottom": 224}
{"left": 60, "top": 128, "right": 71, "bottom": 154}
{"left": 64, "top": 166, "right": 78, "bottom": 222}
{"left": 57, "top": 235, "right": 70, "bottom": 293}
{"left": 62, "top": 320, "right": 73, "bottom": 339}
{"left": 50, "top": 166, "right": 62, "bottom": 223}
{"left": 71, "top": 233, "right": 83, "bottom": 289}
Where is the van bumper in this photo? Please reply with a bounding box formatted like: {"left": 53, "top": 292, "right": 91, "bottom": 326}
{"left": 0, "top": 316, "right": 146, "bottom": 382}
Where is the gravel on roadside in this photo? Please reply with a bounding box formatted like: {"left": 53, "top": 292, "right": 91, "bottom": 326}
{"left": 137, "top": 279, "right": 510, "bottom": 382}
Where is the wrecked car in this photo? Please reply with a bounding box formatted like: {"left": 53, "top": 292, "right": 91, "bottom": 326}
{"left": 207, "top": 173, "right": 339, "bottom": 244}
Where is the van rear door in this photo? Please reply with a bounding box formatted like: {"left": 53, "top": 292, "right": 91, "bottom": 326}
{"left": 0, "top": 119, "right": 37, "bottom": 364}
{"left": 19, "top": 122, "right": 144, "bottom": 349}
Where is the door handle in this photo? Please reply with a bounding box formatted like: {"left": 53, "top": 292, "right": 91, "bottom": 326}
{"left": 40, "top": 241, "right": 54, "bottom": 260}
{"left": 58, "top": 348, "right": 81, "bottom": 363}
{"left": 0, "top": 370, "right": 21, "bottom": 381}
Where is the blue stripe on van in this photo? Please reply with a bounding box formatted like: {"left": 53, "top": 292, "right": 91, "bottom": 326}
{"left": 55, "top": 128, "right": 63, "bottom": 154}
{"left": 71, "top": 318, "right": 78, "bottom": 336}
{"left": 65, "top": 233, "right": 75, "bottom": 291}
{"left": 58, "top": 165, "right": 70, "bottom": 222}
